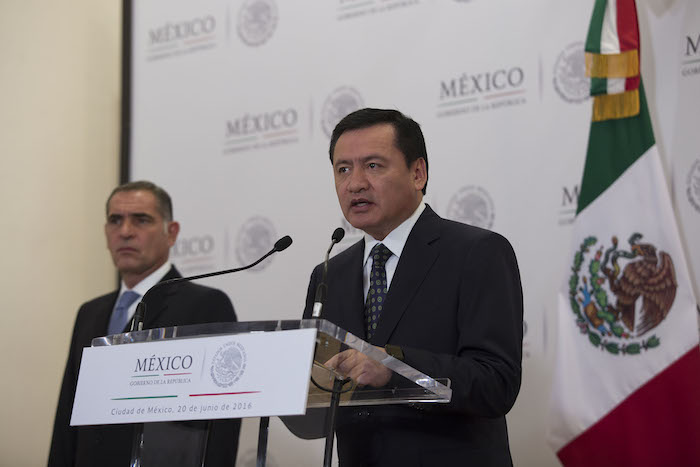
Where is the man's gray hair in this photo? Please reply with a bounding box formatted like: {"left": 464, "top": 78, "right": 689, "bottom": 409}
{"left": 105, "top": 180, "right": 173, "bottom": 221}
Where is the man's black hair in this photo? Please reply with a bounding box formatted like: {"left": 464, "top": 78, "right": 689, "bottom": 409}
{"left": 329, "top": 108, "right": 429, "bottom": 194}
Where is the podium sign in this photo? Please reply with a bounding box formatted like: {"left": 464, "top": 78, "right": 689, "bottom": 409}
{"left": 70, "top": 328, "right": 317, "bottom": 426}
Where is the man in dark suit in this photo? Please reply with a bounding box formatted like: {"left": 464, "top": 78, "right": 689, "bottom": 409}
{"left": 303, "top": 109, "right": 523, "bottom": 466}
{"left": 49, "top": 181, "right": 240, "bottom": 467}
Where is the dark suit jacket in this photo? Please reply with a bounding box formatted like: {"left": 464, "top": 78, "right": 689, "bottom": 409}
{"left": 303, "top": 206, "right": 523, "bottom": 467}
{"left": 49, "top": 266, "right": 241, "bottom": 467}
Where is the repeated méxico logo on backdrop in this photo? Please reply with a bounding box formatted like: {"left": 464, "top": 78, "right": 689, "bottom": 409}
{"left": 687, "top": 159, "right": 700, "bottom": 214}
{"left": 321, "top": 87, "right": 364, "bottom": 139}
{"left": 436, "top": 66, "right": 527, "bottom": 118}
{"left": 234, "top": 216, "right": 278, "bottom": 272}
{"left": 446, "top": 185, "right": 495, "bottom": 230}
{"left": 553, "top": 41, "right": 590, "bottom": 103}
{"left": 568, "top": 233, "right": 677, "bottom": 356}
{"left": 142, "top": 0, "right": 278, "bottom": 62}
{"left": 681, "top": 32, "right": 700, "bottom": 215}
{"left": 681, "top": 31, "right": 700, "bottom": 78}
{"left": 223, "top": 107, "right": 300, "bottom": 155}
{"left": 335, "top": 0, "right": 420, "bottom": 22}
{"left": 236, "top": 0, "right": 278, "bottom": 47}
{"left": 146, "top": 14, "right": 218, "bottom": 62}
{"left": 171, "top": 234, "right": 217, "bottom": 274}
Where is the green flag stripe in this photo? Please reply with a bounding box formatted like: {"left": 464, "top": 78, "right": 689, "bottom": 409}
{"left": 577, "top": 80, "right": 655, "bottom": 214}
{"left": 590, "top": 77, "right": 608, "bottom": 96}
{"left": 585, "top": 0, "right": 608, "bottom": 54}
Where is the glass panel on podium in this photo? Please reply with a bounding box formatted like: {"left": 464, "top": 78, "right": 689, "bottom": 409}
{"left": 93, "top": 319, "right": 452, "bottom": 452}
{"left": 94, "top": 319, "right": 452, "bottom": 408}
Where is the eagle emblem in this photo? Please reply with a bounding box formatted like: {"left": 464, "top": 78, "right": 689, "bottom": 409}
{"left": 210, "top": 341, "right": 247, "bottom": 388}
{"left": 568, "top": 233, "right": 677, "bottom": 355}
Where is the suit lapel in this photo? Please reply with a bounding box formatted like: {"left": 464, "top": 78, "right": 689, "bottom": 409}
{"left": 372, "top": 206, "right": 441, "bottom": 346}
{"left": 101, "top": 292, "right": 119, "bottom": 335}
{"left": 130, "top": 266, "right": 182, "bottom": 330}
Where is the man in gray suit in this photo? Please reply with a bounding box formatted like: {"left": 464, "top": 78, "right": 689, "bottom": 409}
{"left": 49, "top": 181, "right": 240, "bottom": 467}
{"left": 304, "top": 109, "right": 523, "bottom": 466}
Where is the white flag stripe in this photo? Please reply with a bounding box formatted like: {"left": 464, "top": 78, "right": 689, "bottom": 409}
{"left": 606, "top": 77, "right": 626, "bottom": 94}
{"left": 599, "top": 0, "right": 621, "bottom": 54}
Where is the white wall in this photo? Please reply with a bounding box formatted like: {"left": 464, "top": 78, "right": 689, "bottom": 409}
{"left": 0, "top": 1, "right": 120, "bottom": 465}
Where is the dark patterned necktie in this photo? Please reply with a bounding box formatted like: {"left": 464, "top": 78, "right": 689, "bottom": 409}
{"left": 365, "top": 243, "right": 392, "bottom": 340}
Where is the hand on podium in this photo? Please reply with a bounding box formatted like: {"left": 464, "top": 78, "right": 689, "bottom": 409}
{"left": 325, "top": 347, "right": 392, "bottom": 388}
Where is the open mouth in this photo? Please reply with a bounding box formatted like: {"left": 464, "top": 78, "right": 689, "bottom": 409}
{"left": 351, "top": 199, "right": 372, "bottom": 208}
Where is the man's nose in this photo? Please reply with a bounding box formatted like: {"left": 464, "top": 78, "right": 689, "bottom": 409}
{"left": 347, "top": 168, "right": 368, "bottom": 192}
{"left": 118, "top": 219, "right": 135, "bottom": 237}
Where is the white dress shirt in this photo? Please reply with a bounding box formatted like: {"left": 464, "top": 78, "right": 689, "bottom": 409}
{"left": 114, "top": 260, "right": 173, "bottom": 323}
{"left": 362, "top": 202, "right": 426, "bottom": 300}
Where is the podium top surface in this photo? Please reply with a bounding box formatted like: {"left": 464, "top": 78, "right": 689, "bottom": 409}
{"left": 94, "top": 319, "right": 452, "bottom": 408}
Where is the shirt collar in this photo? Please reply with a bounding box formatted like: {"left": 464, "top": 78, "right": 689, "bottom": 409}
{"left": 119, "top": 261, "right": 173, "bottom": 298}
{"left": 363, "top": 201, "right": 426, "bottom": 266}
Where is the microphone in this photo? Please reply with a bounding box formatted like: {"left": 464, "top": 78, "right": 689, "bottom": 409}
{"left": 331, "top": 227, "right": 345, "bottom": 244}
{"left": 312, "top": 228, "right": 345, "bottom": 318}
{"left": 129, "top": 235, "right": 293, "bottom": 332}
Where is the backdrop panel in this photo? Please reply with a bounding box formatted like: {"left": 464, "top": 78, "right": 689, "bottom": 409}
{"left": 127, "top": 1, "right": 696, "bottom": 465}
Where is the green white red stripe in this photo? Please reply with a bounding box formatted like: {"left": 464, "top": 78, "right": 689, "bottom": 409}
{"left": 586, "top": 0, "right": 639, "bottom": 55}
{"left": 585, "top": 0, "right": 640, "bottom": 96}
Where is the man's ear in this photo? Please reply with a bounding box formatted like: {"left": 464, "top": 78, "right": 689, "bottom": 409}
{"left": 412, "top": 157, "right": 427, "bottom": 192}
{"left": 166, "top": 221, "right": 180, "bottom": 246}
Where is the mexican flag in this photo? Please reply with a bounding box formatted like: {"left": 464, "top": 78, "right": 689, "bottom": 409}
{"left": 546, "top": 1, "right": 700, "bottom": 465}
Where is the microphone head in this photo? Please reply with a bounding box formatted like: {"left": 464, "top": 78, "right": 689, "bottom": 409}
{"left": 274, "top": 235, "right": 293, "bottom": 252}
{"left": 331, "top": 227, "right": 345, "bottom": 243}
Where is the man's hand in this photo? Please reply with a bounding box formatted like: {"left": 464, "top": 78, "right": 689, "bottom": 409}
{"left": 325, "top": 347, "right": 392, "bottom": 388}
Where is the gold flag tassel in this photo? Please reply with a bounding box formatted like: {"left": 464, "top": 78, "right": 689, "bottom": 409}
{"left": 592, "top": 88, "right": 640, "bottom": 121}
{"left": 585, "top": 50, "right": 639, "bottom": 79}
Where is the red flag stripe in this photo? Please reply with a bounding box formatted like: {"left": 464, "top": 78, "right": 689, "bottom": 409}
{"left": 616, "top": 0, "right": 640, "bottom": 52}
{"left": 618, "top": 0, "right": 641, "bottom": 93}
{"left": 557, "top": 347, "right": 700, "bottom": 466}
{"left": 625, "top": 75, "right": 640, "bottom": 91}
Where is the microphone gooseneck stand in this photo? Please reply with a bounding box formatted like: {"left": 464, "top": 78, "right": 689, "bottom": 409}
{"left": 310, "top": 228, "right": 349, "bottom": 467}
{"left": 323, "top": 378, "right": 352, "bottom": 467}
{"left": 311, "top": 227, "right": 344, "bottom": 319}
{"left": 256, "top": 416, "right": 270, "bottom": 467}
{"left": 124, "top": 236, "right": 293, "bottom": 467}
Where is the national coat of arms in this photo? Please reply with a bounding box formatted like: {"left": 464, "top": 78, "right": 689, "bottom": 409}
{"left": 210, "top": 341, "right": 247, "bottom": 388}
{"left": 568, "top": 233, "right": 677, "bottom": 355}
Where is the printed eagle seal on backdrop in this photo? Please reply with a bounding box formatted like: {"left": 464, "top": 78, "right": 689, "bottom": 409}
{"left": 568, "top": 233, "right": 677, "bottom": 355}
{"left": 237, "top": 0, "right": 278, "bottom": 47}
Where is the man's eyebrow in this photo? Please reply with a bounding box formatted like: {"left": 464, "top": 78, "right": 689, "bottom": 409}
{"left": 107, "top": 212, "right": 155, "bottom": 220}
{"left": 361, "top": 154, "right": 387, "bottom": 162}
{"left": 333, "top": 154, "right": 387, "bottom": 166}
